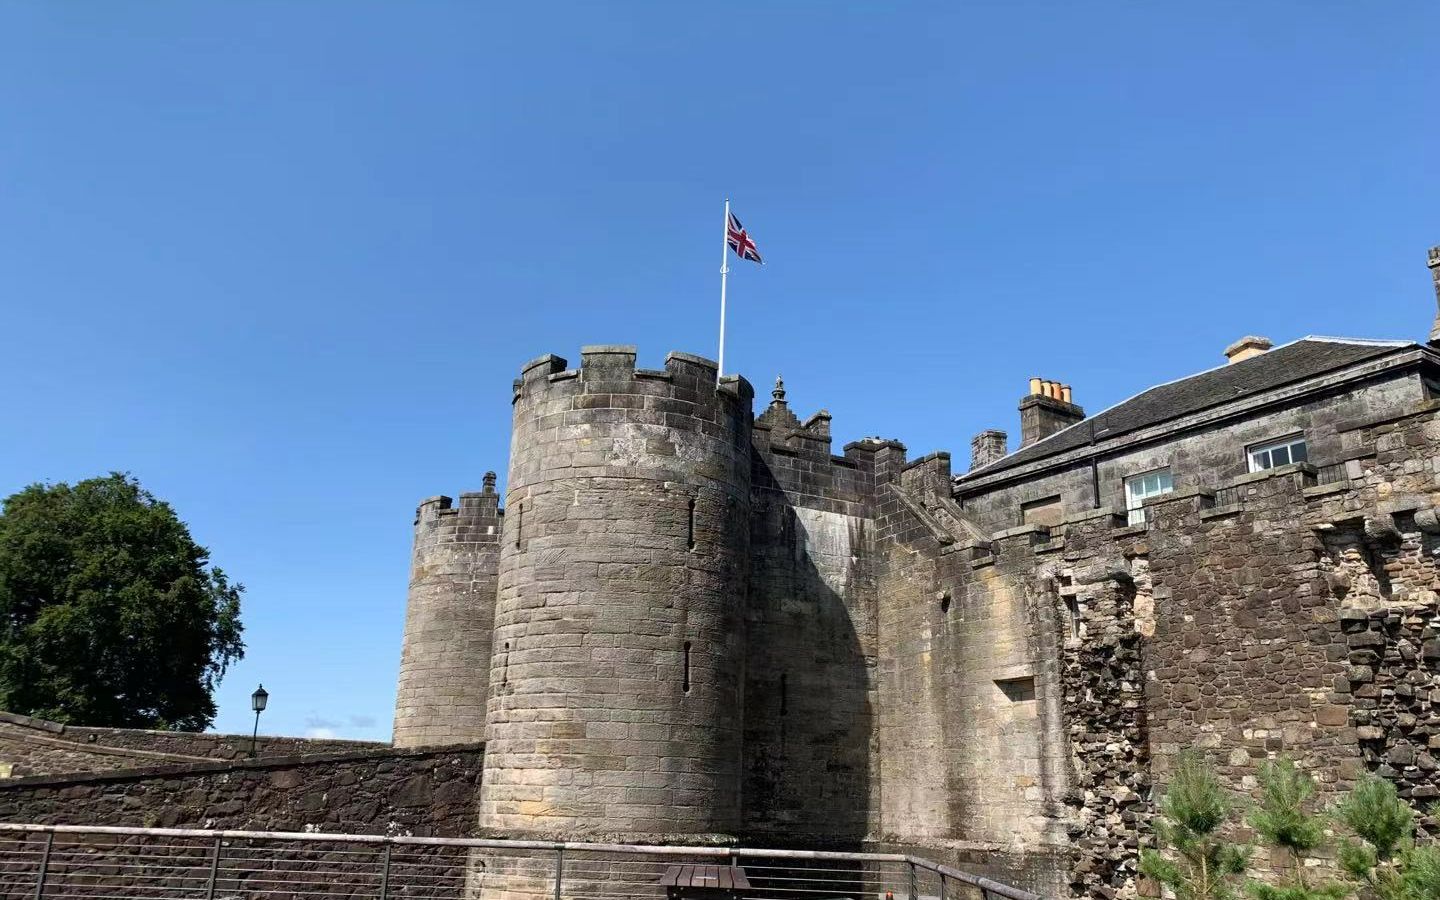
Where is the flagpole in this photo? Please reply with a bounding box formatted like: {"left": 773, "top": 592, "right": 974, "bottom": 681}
{"left": 717, "top": 198, "right": 730, "bottom": 385}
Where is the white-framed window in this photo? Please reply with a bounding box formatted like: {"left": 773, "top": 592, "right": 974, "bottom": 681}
{"left": 1248, "top": 434, "right": 1308, "bottom": 472}
{"left": 1124, "top": 468, "right": 1173, "bottom": 525}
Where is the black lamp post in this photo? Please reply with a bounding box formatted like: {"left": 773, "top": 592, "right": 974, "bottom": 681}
{"left": 249, "top": 684, "right": 268, "bottom": 758}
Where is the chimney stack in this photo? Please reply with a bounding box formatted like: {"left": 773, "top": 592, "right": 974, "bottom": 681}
{"left": 1427, "top": 246, "right": 1440, "bottom": 346}
{"left": 1018, "top": 378, "right": 1085, "bottom": 448}
{"left": 1223, "top": 335, "right": 1273, "bottom": 365}
{"left": 970, "top": 429, "right": 1008, "bottom": 471}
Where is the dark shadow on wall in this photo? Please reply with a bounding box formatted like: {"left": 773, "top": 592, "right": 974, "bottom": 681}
{"left": 741, "top": 459, "right": 874, "bottom": 848}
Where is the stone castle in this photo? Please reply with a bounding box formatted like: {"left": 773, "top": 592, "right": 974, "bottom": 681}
{"left": 6, "top": 248, "right": 1440, "bottom": 899}
{"left": 386, "top": 248, "right": 1440, "bottom": 894}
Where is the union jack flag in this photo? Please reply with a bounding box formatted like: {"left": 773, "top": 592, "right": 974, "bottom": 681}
{"left": 726, "top": 211, "right": 763, "bottom": 265}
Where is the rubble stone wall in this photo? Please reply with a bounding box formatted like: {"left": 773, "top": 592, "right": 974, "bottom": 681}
{"left": 0, "top": 744, "right": 484, "bottom": 836}
{"left": 1340, "top": 603, "right": 1440, "bottom": 814}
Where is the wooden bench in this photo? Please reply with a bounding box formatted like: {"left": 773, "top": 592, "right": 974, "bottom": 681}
{"left": 661, "top": 864, "right": 752, "bottom": 899}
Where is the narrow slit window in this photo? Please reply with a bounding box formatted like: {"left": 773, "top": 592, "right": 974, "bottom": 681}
{"left": 502, "top": 642, "right": 510, "bottom": 686}
{"left": 780, "top": 673, "right": 788, "bottom": 716}
{"left": 688, "top": 498, "right": 697, "bottom": 551}
{"left": 682, "top": 641, "right": 692, "bottom": 694}
{"left": 514, "top": 503, "right": 523, "bottom": 548}
{"left": 1064, "top": 595, "right": 1080, "bottom": 639}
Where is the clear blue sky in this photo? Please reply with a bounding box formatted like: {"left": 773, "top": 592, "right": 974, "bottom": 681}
{"left": 1, "top": 3, "right": 1435, "bottom": 741}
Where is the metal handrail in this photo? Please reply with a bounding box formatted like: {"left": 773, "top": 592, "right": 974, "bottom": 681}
{"left": 910, "top": 859, "right": 1045, "bottom": 900}
{"left": 0, "top": 822, "right": 1049, "bottom": 900}
{"left": 0, "top": 824, "right": 910, "bottom": 862}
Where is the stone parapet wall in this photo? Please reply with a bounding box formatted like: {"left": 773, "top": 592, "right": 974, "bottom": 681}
{"left": 0, "top": 712, "right": 382, "bottom": 777}
{"left": 0, "top": 744, "right": 484, "bottom": 836}
{"left": 0, "top": 720, "right": 206, "bottom": 777}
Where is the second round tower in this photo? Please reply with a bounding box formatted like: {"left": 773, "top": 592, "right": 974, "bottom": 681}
{"left": 478, "top": 346, "right": 753, "bottom": 840}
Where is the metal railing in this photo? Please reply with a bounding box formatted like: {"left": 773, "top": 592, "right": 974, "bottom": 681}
{"left": 0, "top": 824, "right": 1046, "bottom": 900}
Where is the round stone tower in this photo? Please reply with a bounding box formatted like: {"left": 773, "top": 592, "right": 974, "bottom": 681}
{"left": 478, "top": 345, "right": 754, "bottom": 840}
{"left": 393, "top": 476, "right": 502, "bottom": 748}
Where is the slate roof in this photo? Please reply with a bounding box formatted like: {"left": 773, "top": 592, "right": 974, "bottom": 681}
{"left": 959, "top": 337, "right": 1417, "bottom": 481}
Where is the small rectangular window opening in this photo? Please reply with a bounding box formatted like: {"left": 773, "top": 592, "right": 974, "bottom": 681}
{"left": 996, "top": 676, "right": 1036, "bottom": 702}
{"left": 1124, "top": 468, "right": 1174, "bottom": 526}
{"left": 1247, "top": 435, "right": 1308, "bottom": 473}
{"left": 687, "top": 498, "right": 697, "bottom": 551}
{"left": 682, "top": 641, "right": 692, "bottom": 694}
{"left": 1064, "top": 595, "right": 1081, "bottom": 639}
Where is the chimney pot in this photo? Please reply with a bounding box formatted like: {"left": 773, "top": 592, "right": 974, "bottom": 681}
{"left": 1028, "top": 377, "right": 1042, "bottom": 396}
{"left": 1223, "top": 335, "right": 1273, "bottom": 365}
{"left": 1018, "top": 381, "right": 1085, "bottom": 448}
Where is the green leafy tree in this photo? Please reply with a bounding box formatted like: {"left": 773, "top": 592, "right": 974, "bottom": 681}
{"left": 1141, "top": 752, "right": 1252, "bottom": 900}
{"left": 1333, "top": 775, "right": 1439, "bottom": 900}
{"left": 0, "top": 473, "right": 244, "bottom": 730}
{"left": 1245, "top": 757, "right": 1347, "bottom": 900}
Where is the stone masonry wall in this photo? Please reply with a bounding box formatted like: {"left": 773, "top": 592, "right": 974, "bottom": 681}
{"left": 1140, "top": 470, "right": 1360, "bottom": 799}
{"left": 0, "top": 744, "right": 484, "bottom": 836}
{"left": 394, "top": 482, "right": 503, "bottom": 748}
{"left": 480, "top": 347, "right": 754, "bottom": 840}
{"left": 1031, "top": 399, "right": 1440, "bottom": 897}
{"left": 873, "top": 446, "right": 1071, "bottom": 898}
{"left": 743, "top": 385, "right": 878, "bottom": 845}
{"left": 938, "top": 397, "right": 1440, "bottom": 898}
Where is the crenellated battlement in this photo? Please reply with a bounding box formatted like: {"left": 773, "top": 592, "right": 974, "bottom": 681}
{"left": 413, "top": 472, "right": 503, "bottom": 529}
{"left": 511, "top": 345, "right": 754, "bottom": 408}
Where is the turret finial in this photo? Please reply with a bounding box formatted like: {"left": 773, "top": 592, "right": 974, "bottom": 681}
{"left": 1428, "top": 247, "right": 1440, "bottom": 346}
{"left": 772, "top": 374, "right": 786, "bottom": 406}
